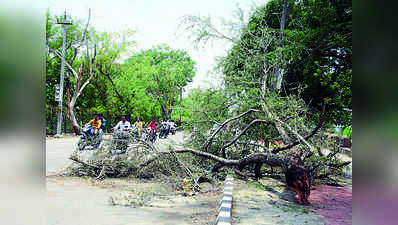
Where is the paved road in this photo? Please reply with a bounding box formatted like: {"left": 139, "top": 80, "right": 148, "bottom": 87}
{"left": 46, "top": 136, "right": 79, "bottom": 175}
{"left": 46, "top": 133, "right": 217, "bottom": 225}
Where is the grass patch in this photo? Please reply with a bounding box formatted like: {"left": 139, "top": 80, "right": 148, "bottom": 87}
{"left": 248, "top": 181, "right": 275, "bottom": 192}
{"left": 273, "top": 202, "right": 313, "bottom": 214}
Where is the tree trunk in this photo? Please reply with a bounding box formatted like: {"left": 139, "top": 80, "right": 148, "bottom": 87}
{"left": 150, "top": 149, "right": 311, "bottom": 205}
{"left": 65, "top": 75, "right": 81, "bottom": 135}
{"left": 167, "top": 107, "right": 172, "bottom": 120}
{"left": 254, "top": 163, "right": 262, "bottom": 179}
{"left": 68, "top": 105, "right": 81, "bottom": 135}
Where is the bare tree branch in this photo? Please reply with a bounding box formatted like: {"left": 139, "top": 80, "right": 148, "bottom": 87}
{"left": 221, "top": 119, "right": 275, "bottom": 158}
{"left": 68, "top": 47, "right": 78, "bottom": 67}
{"left": 97, "top": 65, "right": 125, "bottom": 103}
{"left": 50, "top": 49, "right": 79, "bottom": 79}
{"left": 140, "top": 148, "right": 285, "bottom": 174}
{"left": 328, "top": 161, "right": 351, "bottom": 168}
{"left": 204, "top": 109, "right": 263, "bottom": 151}
{"left": 271, "top": 103, "right": 326, "bottom": 154}
{"left": 80, "top": 8, "right": 91, "bottom": 43}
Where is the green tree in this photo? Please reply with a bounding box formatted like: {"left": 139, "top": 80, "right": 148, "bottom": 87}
{"left": 223, "top": 0, "right": 352, "bottom": 124}
{"left": 115, "top": 45, "right": 196, "bottom": 121}
{"left": 181, "top": 0, "right": 351, "bottom": 125}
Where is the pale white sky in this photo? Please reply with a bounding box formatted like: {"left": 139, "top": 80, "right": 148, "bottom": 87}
{"left": 16, "top": 0, "right": 265, "bottom": 92}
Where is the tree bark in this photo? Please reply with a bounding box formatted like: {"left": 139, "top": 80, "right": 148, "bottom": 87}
{"left": 68, "top": 105, "right": 81, "bottom": 135}
{"left": 254, "top": 163, "right": 262, "bottom": 179}
{"left": 64, "top": 75, "right": 81, "bottom": 135}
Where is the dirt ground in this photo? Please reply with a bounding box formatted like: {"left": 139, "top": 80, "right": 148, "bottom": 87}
{"left": 232, "top": 148, "right": 352, "bottom": 225}
{"left": 46, "top": 132, "right": 220, "bottom": 225}
{"left": 232, "top": 177, "right": 325, "bottom": 225}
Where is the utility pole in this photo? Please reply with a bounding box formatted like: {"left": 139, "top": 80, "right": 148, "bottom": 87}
{"left": 55, "top": 11, "right": 72, "bottom": 136}
{"left": 180, "top": 87, "right": 183, "bottom": 122}
{"left": 273, "top": 0, "right": 288, "bottom": 91}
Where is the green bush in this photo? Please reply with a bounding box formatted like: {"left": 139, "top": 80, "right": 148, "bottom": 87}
{"left": 343, "top": 126, "right": 352, "bottom": 140}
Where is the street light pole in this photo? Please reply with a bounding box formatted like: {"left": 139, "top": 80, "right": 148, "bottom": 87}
{"left": 179, "top": 86, "right": 182, "bottom": 123}
{"left": 56, "top": 11, "right": 72, "bottom": 136}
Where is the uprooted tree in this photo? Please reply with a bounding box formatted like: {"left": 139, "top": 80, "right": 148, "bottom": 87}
{"left": 68, "top": 68, "right": 350, "bottom": 204}
{"left": 69, "top": 95, "right": 350, "bottom": 204}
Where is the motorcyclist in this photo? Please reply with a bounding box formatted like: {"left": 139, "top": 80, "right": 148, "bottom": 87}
{"left": 168, "top": 119, "right": 176, "bottom": 135}
{"left": 86, "top": 113, "right": 102, "bottom": 136}
{"left": 159, "top": 118, "right": 169, "bottom": 138}
{"left": 98, "top": 113, "right": 106, "bottom": 134}
{"left": 147, "top": 118, "right": 158, "bottom": 136}
{"left": 134, "top": 117, "right": 143, "bottom": 137}
{"left": 111, "top": 115, "right": 131, "bottom": 132}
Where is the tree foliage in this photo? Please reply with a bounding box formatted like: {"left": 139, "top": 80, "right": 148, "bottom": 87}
{"left": 113, "top": 45, "right": 195, "bottom": 121}
{"left": 46, "top": 10, "right": 195, "bottom": 130}
{"left": 222, "top": 0, "right": 352, "bottom": 125}
{"left": 178, "top": 1, "right": 352, "bottom": 185}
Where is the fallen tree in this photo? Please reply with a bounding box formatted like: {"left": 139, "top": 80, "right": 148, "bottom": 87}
{"left": 68, "top": 97, "right": 350, "bottom": 205}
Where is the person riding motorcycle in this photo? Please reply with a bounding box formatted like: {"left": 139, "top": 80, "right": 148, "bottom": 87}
{"left": 168, "top": 119, "right": 177, "bottom": 135}
{"left": 147, "top": 119, "right": 158, "bottom": 136}
{"left": 86, "top": 113, "right": 102, "bottom": 136}
{"left": 159, "top": 119, "right": 170, "bottom": 138}
{"left": 134, "top": 117, "right": 143, "bottom": 137}
{"left": 111, "top": 115, "right": 131, "bottom": 132}
{"left": 98, "top": 113, "right": 106, "bottom": 134}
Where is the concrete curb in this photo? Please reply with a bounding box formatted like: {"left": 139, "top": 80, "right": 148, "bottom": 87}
{"left": 215, "top": 175, "right": 234, "bottom": 225}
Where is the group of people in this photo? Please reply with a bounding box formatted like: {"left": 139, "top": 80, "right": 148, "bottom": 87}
{"left": 110, "top": 115, "right": 145, "bottom": 137}
{"left": 159, "top": 118, "right": 176, "bottom": 138}
{"left": 84, "top": 113, "right": 175, "bottom": 138}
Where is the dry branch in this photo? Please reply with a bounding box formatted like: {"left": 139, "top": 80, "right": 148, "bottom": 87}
{"left": 220, "top": 119, "right": 275, "bottom": 158}
{"left": 204, "top": 109, "right": 263, "bottom": 151}
{"left": 271, "top": 103, "right": 326, "bottom": 154}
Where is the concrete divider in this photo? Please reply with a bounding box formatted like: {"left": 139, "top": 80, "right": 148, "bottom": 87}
{"left": 215, "top": 175, "right": 234, "bottom": 225}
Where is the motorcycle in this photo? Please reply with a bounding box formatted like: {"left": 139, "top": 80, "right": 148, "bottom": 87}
{"left": 158, "top": 124, "right": 169, "bottom": 139}
{"left": 77, "top": 125, "right": 103, "bottom": 150}
{"left": 144, "top": 127, "right": 157, "bottom": 143}
{"left": 110, "top": 126, "right": 140, "bottom": 155}
{"left": 170, "top": 124, "right": 177, "bottom": 135}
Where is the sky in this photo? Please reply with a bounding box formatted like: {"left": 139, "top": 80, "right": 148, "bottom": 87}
{"left": 8, "top": 0, "right": 265, "bottom": 93}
